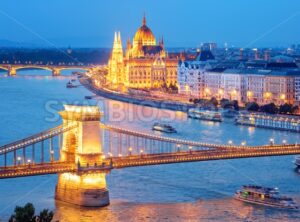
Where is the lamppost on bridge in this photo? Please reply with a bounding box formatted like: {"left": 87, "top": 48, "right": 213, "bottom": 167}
{"left": 241, "top": 141, "right": 246, "bottom": 147}
{"left": 140, "top": 149, "right": 144, "bottom": 157}
{"left": 50, "top": 150, "right": 54, "bottom": 162}
{"left": 177, "top": 144, "right": 181, "bottom": 152}
{"left": 17, "top": 157, "right": 21, "bottom": 165}
{"left": 189, "top": 146, "right": 193, "bottom": 154}
{"left": 269, "top": 138, "right": 274, "bottom": 146}
{"left": 228, "top": 140, "right": 233, "bottom": 146}
{"left": 282, "top": 139, "right": 287, "bottom": 145}
{"left": 128, "top": 147, "right": 132, "bottom": 156}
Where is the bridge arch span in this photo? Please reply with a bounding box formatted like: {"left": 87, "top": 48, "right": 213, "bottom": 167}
{"left": 16, "top": 66, "right": 53, "bottom": 72}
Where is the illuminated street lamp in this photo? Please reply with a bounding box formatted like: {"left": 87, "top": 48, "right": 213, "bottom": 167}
{"left": 50, "top": 150, "right": 54, "bottom": 162}
{"left": 241, "top": 141, "right": 246, "bottom": 146}
{"left": 204, "top": 88, "right": 211, "bottom": 99}
{"left": 17, "top": 157, "right": 21, "bottom": 165}
{"left": 128, "top": 147, "right": 133, "bottom": 156}
{"left": 282, "top": 139, "right": 287, "bottom": 145}
{"left": 27, "top": 159, "right": 31, "bottom": 165}
{"left": 269, "top": 138, "right": 274, "bottom": 146}
{"left": 228, "top": 140, "right": 233, "bottom": 146}
{"left": 280, "top": 94, "right": 286, "bottom": 100}
{"left": 247, "top": 91, "right": 253, "bottom": 100}
{"left": 218, "top": 89, "right": 224, "bottom": 99}
{"left": 177, "top": 144, "right": 181, "bottom": 152}
{"left": 188, "top": 146, "right": 193, "bottom": 153}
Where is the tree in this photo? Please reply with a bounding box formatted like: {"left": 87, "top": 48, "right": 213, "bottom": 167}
{"left": 246, "top": 102, "right": 260, "bottom": 112}
{"left": 9, "top": 203, "right": 54, "bottom": 222}
{"left": 168, "top": 83, "right": 178, "bottom": 93}
{"left": 220, "top": 98, "right": 230, "bottom": 108}
{"left": 232, "top": 100, "right": 239, "bottom": 111}
{"left": 279, "top": 103, "right": 293, "bottom": 114}
{"left": 292, "top": 105, "right": 299, "bottom": 114}
{"left": 38, "top": 209, "right": 54, "bottom": 222}
{"left": 209, "top": 97, "right": 218, "bottom": 107}
{"left": 260, "top": 103, "right": 278, "bottom": 114}
{"left": 9, "top": 203, "right": 35, "bottom": 222}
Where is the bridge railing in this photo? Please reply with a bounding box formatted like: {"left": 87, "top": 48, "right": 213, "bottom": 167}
{"left": 0, "top": 124, "right": 77, "bottom": 155}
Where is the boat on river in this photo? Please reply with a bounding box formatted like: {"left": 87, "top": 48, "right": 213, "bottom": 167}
{"left": 66, "top": 81, "right": 76, "bottom": 88}
{"left": 152, "top": 123, "right": 177, "bottom": 133}
{"left": 188, "top": 108, "right": 222, "bottom": 122}
{"left": 235, "top": 185, "right": 298, "bottom": 209}
{"left": 293, "top": 156, "right": 300, "bottom": 168}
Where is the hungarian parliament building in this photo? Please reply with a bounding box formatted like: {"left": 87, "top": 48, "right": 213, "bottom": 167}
{"left": 107, "top": 16, "right": 178, "bottom": 89}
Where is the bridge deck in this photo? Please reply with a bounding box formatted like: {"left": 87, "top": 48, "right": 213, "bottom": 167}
{"left": 110, "top": 146, "right": 300, "bottom": 168}
{"left": 1, "top": 145, "right": 299, "bottom": 179}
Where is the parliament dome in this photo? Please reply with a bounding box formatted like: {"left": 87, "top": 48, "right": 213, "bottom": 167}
{"left": 133, "top": 16, "right": 156, "bottom": 46}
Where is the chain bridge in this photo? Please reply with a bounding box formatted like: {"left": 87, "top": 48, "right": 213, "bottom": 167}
{"left": 0, "top": 105, "right": 299, "bottom": 206}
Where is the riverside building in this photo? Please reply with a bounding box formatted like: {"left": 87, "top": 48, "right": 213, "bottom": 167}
{"left": 178, "top": 62, "right": 300, "bottom": 105}
{"left": 107, "top": 16, "right": 178, "bottom": 89}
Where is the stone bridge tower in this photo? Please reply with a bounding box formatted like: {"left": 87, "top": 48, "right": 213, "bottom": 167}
{"left": 55, "top": 105, "right": 109, "bottom": 207}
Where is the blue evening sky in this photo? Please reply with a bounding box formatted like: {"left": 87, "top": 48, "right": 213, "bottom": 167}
{"left": 0, "top": 0, "right": 300, "bottom": 48}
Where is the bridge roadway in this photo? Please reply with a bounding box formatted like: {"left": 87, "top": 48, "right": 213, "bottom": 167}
{"left": 1, "top": 144, "right": 299, "bottom": 178}
{"left": 0, "top": 162, "right": 76, "bottom": 178}
{"left": 101, "top": 123, "right": 298, "bottom": 150}
{"left": 110, "top": 145, "right": 300, "bottom": 168}
{"left": 0, "top": 124, "right": 77, "bottom": 155}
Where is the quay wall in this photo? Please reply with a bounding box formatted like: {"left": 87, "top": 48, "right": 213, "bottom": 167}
{"left": 79, "top": 77, "right": 196, "bottom": 112}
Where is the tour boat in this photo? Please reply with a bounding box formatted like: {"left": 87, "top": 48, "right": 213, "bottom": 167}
{"left": 188, "top": 108, "right": 222, "bottom": 122}
{"left": 222, "top": 109, "right": 238, "bottom": 118}
{"left": 293, "top": 156, "right": 300, "bottom": 168}
{"left": 235, "top": 185, "right": 298, "bottom": 209}
{"left": 84, "top": 95, "right": 93, "bottom": 100}
{"left": 66, "top": 81, "right": 76, "bottom": 88}
{"left": 152, "top": 123, "right": 177, "bottom": 133}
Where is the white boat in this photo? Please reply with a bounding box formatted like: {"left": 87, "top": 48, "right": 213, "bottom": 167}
{"left": 235, "top": 185, "right": 298, "bottom": 209}
{"left": 188, "top": 109, "right": 222, "bottom": 122}
{"left": 152, "top": 123, "right": 177, "bottom": 133}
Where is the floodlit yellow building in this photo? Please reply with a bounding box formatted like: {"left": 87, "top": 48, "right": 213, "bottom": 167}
{"left": 107, "top": 15, "right": 178, "bottom": 89}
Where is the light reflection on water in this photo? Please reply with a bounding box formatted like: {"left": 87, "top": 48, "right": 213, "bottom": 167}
{"left": 0, "top": 73, "right": 300, "bottom": 221}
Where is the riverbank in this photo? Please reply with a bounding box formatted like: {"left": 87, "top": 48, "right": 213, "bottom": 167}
{"left": 79, "top": 76, "right": 196, "bottom": 112}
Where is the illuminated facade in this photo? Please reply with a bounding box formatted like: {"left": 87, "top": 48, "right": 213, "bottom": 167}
{"left": 108, "top": 32, "right": 124, "bottom": 84}
{"left": 178, "top": 66, "right": 300, "bottom": 105}
{"left": 107, "top": 15, "right": 178, "bottom": 89}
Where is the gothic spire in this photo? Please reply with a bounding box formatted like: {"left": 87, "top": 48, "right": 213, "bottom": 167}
{"left": 142, "top": 13, "right": 146, "bottom": 26}
{"left": 117, "top": 31, "right": 121, "bottom": 43}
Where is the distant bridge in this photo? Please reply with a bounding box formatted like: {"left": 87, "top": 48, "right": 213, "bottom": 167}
{"left": 0, "top": 64, "right": 99, "bottom": 76}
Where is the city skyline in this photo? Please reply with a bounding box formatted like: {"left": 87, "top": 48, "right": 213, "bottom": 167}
{"left": 0, "top": 0, "right": 300, "bottom": 48}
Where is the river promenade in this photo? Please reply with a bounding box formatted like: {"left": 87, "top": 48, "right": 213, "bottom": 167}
{"left": 79, "top": 75, "right": 196, "bottom": 112}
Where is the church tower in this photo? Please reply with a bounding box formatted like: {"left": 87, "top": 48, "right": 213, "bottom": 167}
{"left": 108, "top": 31, "right": 124, "bottom": 85}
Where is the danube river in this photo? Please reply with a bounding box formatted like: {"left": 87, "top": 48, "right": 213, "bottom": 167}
{"left": 0, "top": 71, "right": 300, "bottom": 221}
